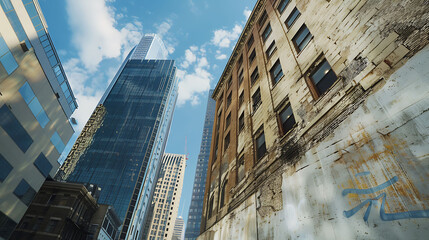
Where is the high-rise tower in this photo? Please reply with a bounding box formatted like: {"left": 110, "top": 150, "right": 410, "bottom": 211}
{"left": 0, "top": 0, "right": 76, "bottom": 238}
{"left": 58, "top": 34, "right": 178, "bottom": 240}
{"left": 184, "top": 90, "right": 215, "bottom": 240}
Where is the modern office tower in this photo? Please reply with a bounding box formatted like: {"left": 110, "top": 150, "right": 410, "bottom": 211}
{"left": 172, "top": 216, "right": 185, "bottom": 240}
{"left": 0, "top": 0, "right": 76, "bottom": 238}
{"left": 58, "top": 34, "right": 178, "bottom": 240}
{"left": 144, "top": 153, "right": 186, "bottom": 240}
{"left": 184, "top": 90, "right": 215, "bottom": 240}
{"left": 199, "top": 0, "right": 429, "bottom": 239}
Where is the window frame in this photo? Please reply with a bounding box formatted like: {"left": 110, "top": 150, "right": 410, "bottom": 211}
{"left": 277, "top": 103, "right": 296, "bottom": 136}
{"left": 254, "top": 126, "right": 267, "bottom": 161}
{"left": 250, "top": 67, "right": 259, "bottom": 85}
{"left": 270, "top": 60, "right": 284, "bottom": 85}
{"left": 266, "top": 41, "right": 277, "bottom": 59}
{"left": 249, "top": 49, "right": 256, "bottom": 64}
{"left": 252, "top": 88, "right": 262, "bottom": 113}
{"left": 292, "top": 24, "right": 313, "bottom": 53}
{"left": 277, "top": 0, "right": 290, "bottom": 14}
{"left": 238, "top": 112, "right": 245, "bottom": 133}
{"left": 305, "top": 58, "right": 339, "bottom": 99}
{"left": 285, "top": 7, "right": 301, "bottom": 29}
{"left": 262, "top": 23, "right": 272, "bottom": 42}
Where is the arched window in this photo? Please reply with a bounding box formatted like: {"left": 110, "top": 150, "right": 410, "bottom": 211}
{"left": 208, "top": 195, "right": 214, "bottom": 219}
{"left": 219, "top": 180, "right": 228, "bottom": 208}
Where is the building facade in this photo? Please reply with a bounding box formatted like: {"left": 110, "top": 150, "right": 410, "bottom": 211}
{"left": 184, "top": 90, "right": 215, "bottom": 240}
{"left": 172, "top": 216, "right": 184, "bottom": 240}
{"left": 58, "top": 35, "right": 178, "bottom": 240}
{"left": 9, "top": 181, "right": 100, "bottom": 240}
{"left": 199, "top": 0, "right": 429, "bottom": 239}
{"left": 144, "top": 153, "right": 186, "bottom": 240}
{"left": 0, "top": 0, "right": 77, "bottom": 238}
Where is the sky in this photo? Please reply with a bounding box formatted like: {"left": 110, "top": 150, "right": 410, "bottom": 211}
{"left": 38, "top": 0, "right": 255, "bottom": 227}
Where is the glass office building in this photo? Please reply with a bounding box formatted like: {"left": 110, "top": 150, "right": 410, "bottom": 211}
{"left": 60, "top": 35, "right": 178, "bottom": 240}
{"left": 0, "top": 1, "right": 76, "bottom": 239}
{"left": 184, "top": 90, "right": 216, "bottom": 240}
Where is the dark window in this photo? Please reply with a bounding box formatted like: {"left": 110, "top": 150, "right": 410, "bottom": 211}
{"left": 270, "top": 60, "right": 284, "bottom": 84}
{"left": 292, "top": 24, "right": 312, "bottom": 52}
{"left": 0, "top": 154, "right": 13, "bottom": 182}
{"left": 285, "top": 7, "right": 300, "bottom": 28}
{"left": 45, "top": 219, "right": 59, "bottom": 232}
{"left": 255, "top": 128, "right": 267, "bottom": 160}
{"left": 238, "top": 113, "right": 244, "bottom": 132}
{"left": 225, "top": 113, "right": 231, "bottom": 129}
{"left": 227, "top": 77, "right": 232, "bottom": 89}
{"left": 250, "top": 67, "right": 259, "bottom": 85}
{"left": 310, "top": 59, "right": 338, "bottom": 96}
{"left": 34, "top": 153, "right": 52, "bottom": 178}
{"left": 0, "top": 211, "right": 17, "bottom": 239}
{"left": 208, "top": 196, "right": 214, "bottom": 218}
{"left": 238, "top": 55, "right": 243, "bottom": 65}
{"left": 266, "top": 41, "right": 277, "bottom": 58}
{"left": 247, "top": 35, "right": 254, "bottom": 48}
{"left": 224, "top": 132, "right": 230, "bottom": 150}
{"left": 279, "top": 104, "right": 296, "bottom": 135}
{"left": 277, "top": 0, "right": 290, "bottom": 14}
{"left": 239, "top": 91, "right": 244, "bottom": 106}
{"left": 0, "top": 105, "right": 33, "bottom": 152}
{"left": 238, "top": 69, "right": 244, "bottom": 85}
{"left": 262, "top": 24, "right": 272, "bottom": 42}
{"left": 226, "top": 92, "right": 232, "bottom": 109}
{"left": 219, "top": 180, "right": 228, "bottom": 208}
{"left": 252, "top": 88, "right": 262, "bottom": 112}
{"left": 249, "top": 49, "right": 256, "bottom": 64}
{"left": 258, "top": 10, "right": 268, "bottom": 27}
{"left": 13, "top": 179, "right": 36, "bottom": 206}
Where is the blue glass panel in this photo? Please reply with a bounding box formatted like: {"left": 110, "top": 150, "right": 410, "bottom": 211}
{"left": 37, "top": 29, "right": 45, "bottom": 37}
{"left": 0, "top": 154, "right": 13, "bottom": 182}
{"left": 54, "top": 65, "right": 61, "bottom": 76}
{"left": 0, "top": 52, "right": 18, "bottom": 74}
{"left": 0, "top": 0, "right": 13, "bottom": 12}
{"left": 39, "top": 34, "right": 48, "bottom": 42}
{"left": 22, "top": 0, "right": 33, "bottom": 4}
{"left": 64, "top": 89, "right": 70, "bottom": 98}
{"left": 19, "top": 82, "right": 35, "bottom": 104}
{"left": 41, "top": 39, "right": 50, "bottom": 48}
{"left": 44, "top": 45, "right": 52, "bottom": 52}
{"left": 50, "top": 132, "right": 65, "bottom": 154}
{"left": 57, "top": 73, "right": 65, "bottom": 84}
{"left": 25, "top": 3, "right": 37, "bottom": 18}
{"left": 35, "top": 110, "right": 49, "bottom": 128}
{"left": 0, "top": 37, "right": 9, "bottom": 56}
{"left": 28, "top": 97, "right": 42, "bottom": 116}
{"left": 0, "top": 210, "right": 17, "bottom": 239}
{"left": 66, "top": 95, "right": 72, "bottom": 103}
{"left": 0, "top": 105, "right": 33, "bottom": 152}
{"left": 33, "top": 153, "right": 52, "bottom": 177}
{"left": 13, "top": 179, "right": 36, "bottom": 206}
{"left": 48, "top": 54, "right": 57, "bottom": 67}
{"left": 61, "top": 82, "right": 68, "bottom": 92}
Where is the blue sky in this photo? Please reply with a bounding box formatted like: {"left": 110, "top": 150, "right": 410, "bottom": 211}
{"left": 38, "top": 0, "right": 255, "bottom": 225}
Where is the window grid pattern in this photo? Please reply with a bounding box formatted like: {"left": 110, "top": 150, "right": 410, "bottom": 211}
{"left": 0, "top": 0, "right": 31, "bottom": 50}
{"left": 50, "top": 131, "right": 65, "bottom": 154}
{"left": 0, "top": 35, "right": 18, "bottom": 75}
{"left": 19, "top": 82, "right": 50, "bottom": 128}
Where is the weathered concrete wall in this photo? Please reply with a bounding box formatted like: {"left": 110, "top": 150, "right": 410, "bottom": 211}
{"left": 199, "top": 45, "right": 429, "bottom": 239}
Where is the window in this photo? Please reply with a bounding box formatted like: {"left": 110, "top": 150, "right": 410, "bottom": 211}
{"left": 0, "top": 35, "right": 18, "bottom": 75}
{"left": 252, "top": 88, "right": 262, "bottom": 112}
{"left": 266, "top": 41, "right": 277, "bottom": 59}
{"left": 279, "top": 104, "right": 296, "bottom": 135}
{"left": 237, "top": 154, "right": 245, "bottom": 182}
{"left": 0, "top": 0, "right": 31, "bottom": 50}
{"left": 13, "top": 179, "right": 36, "bottom": 206}
{"left": 247, "top": 35, "right": 254, "bottom": 48}
{"left": 277, "top": 0, "right": 290, "bottom": 14}
{"left": 285, "top": 7, "right": 300, "bottom": 28}
{"left": 250, "top": 67, "right": 260, "bottom": 86}
{"left": 262, "top": 24, "right": 272, "bottom": 42}
{"left": 255, "top": 128, "right": 267, "bottom": 160}
{"left": 270, "top": 60, "right": 284, "bottom": 84}
{"left": 226, "top": 92, "right": 232, "bottom": 109}
{"left": 238, "top": 113, "right": 244, "bottom": 132}
{"left": 225, "top": 113, "right": 231, "bottom": 129}
{"left": 219, "top": 180, "right": 228, "bottom": 208}
{"left": 249, "top": 49, "right": 256, "bottom": 64}
{"left": 45, "top": 219, "right": 59, "bottom": 232}
{"left": 19, "top": 82, "right": 50, "bottom": 128}
{"left": 50, "top": 132, "right": 65, "bottom": 154}
{"left": 239, "top": 91, "right": 244, "bottom": 106}
{"left": 0, "top": 154, "right": 13, "bottom": 182}
{"left": 238, "top": 55, "right": 243, "bottom": 65}
{"left": 309, "top": 59, "right": 338, "bottom": 96}
{"left": 34, "top": 153, "right": 52, "bottom": 178}
{"left": 238, "top": 69, "right": 244, "bottom": 85}
{"left": 227, "top": 77, "right": 232, "bottom": 89}
{"left": 0, "top": 105, "right": 33, "bottom": 152}
{"left": 224, "top": 132, "right": 230, "bottom": 150}
{"left": 258, "top": 10, "right": 268, "bottom": 27}
{"left": 292, "top": 24, "right": 312, "bottom": 52}
{"left": 0, "top": 211, "right": 17, "bottom": 239}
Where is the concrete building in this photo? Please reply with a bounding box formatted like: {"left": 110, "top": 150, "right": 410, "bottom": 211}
{"left": 90, "top": 205, "right": 122, "bottom": 240}
{"left": 0, "top": 0, "right": 77, "bottom": 238}
{"left": 9, "top": 181, "right": 101, "bottom": 240}
{"left": 199, "top": 0, "right": 429, "bottom": 239}
{"left": 184, "top": 90, "right": 215, "bottom": 240}
{"left": 58, "top": 34, "right": 178, "bottom": 240}
{"left": 172, "top": 216, "right": 184, "bottom": 240}
{"left": 144, "top": 153, "right": 186, "bottom": 240}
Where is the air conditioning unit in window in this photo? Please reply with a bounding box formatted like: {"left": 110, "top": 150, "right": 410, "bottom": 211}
{"left": 20, "top": 41, "right": 29, "bottom": 52}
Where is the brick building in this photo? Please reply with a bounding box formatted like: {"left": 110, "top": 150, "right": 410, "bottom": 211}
{"left": 199, "top": 0, "right": 429, "bottom": 239}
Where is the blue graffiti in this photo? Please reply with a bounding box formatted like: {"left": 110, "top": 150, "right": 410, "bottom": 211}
{"left": 355, "top": 171, "right": 370, "bottom": 177}
{"left": 343, "top": 174, "right": 429, "bottom": 222}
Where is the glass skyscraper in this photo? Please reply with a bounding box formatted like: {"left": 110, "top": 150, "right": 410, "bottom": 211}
{"left": 184, "top": 90, "right": 216, "bottom": 240}
{"left": 58, "top": 35, "right": 178, "bottom": 240}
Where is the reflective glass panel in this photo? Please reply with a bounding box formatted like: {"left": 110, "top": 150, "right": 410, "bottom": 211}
{"left": 13, "top": 179, "right": 36, "bottom": 206}
{"left": 0, "top": 105, "right": 33, "bottom": 152}
{"left": 0, "top": 154, "right": 13, "bottom": 182}
{"left": 0, "top": 51, "right": 18, "bottom": 74}
{"left": 33, "top": 153, "right": 52, "bottom": 177}
{"left": 19, "top": 82, "right": 35, "bottom": 104}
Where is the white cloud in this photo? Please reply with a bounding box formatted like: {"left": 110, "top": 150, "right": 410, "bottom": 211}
{"left": 177, "top": 67, "right": 212, "bottom": 106}
{"left": 180, "top": 48, "right": 197, "bottom": 69}
{"left": 65, "top": 0, "right": 142, "bottom": 72}
{"left": 211, "top": 24, "right": 242, "bottom": 48}
{"left": 155, "top": 20, "right": 176, "bottom": 54}
{"left": 197, "top": 57, "right": 209, "bottom": 68}
{"left": 243, "top": 7, "right": 252, "bottom": 20}
{"left": 216, "top": 54, "right": 227, "bottom": 60}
